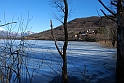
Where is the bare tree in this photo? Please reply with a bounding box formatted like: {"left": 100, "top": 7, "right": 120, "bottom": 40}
{"left": 50, "top": 0, "right": 68, "bottom": 83}
{"left": 0, "top": 14, "right": 35, "bottom": 83}
{"left": 98, "top": 0, "right": 124, "bottom": 82}
{"left": 109, "top": 24, "right": 117, "bottom": 47}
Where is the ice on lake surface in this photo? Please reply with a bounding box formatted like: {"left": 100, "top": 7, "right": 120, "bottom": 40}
{"left": 0, "top": 40, "right": 117, "bottom": 83}
{"left": 25, "top": 40, "right": 116, "bottom": 83}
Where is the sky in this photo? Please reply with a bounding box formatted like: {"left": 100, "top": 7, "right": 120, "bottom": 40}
{"left": 0, "top": 0, "right": 110, "bottom": 33}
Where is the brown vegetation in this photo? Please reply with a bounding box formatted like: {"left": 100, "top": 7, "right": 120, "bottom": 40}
{"left": 98, "top": 40, "right": 117, "bottom": 48}
{"left": 26, "top": 16, "right": 116, "bottom": 42}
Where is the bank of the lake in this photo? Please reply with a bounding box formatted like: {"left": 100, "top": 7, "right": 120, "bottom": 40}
{"left": 97, "top": 40, "right": 117, "bottom": 48}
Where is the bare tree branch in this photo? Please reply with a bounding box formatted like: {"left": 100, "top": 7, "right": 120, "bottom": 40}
{"left": 54, "top": 1, "right": 65, "bottom": 13}
{"left": 100, "top": 9, "right": 117, "bottom": 22}
{"left": 111, "top": 1, "right": 117, "bottom": 6}
{"left": 50, "top": 20, "right": 63, "bottom": 57}
{"left": 98, "top": 0, "right": 116, "bottom": 16}
{"left": 52, "top": 13, "right": 64, "bottom": 24}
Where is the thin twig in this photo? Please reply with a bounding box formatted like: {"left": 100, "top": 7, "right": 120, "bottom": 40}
{"left": 50, "top": 20, "right": 63, "bottom": 58}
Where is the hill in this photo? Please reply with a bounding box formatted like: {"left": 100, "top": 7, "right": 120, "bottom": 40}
{"left": 25, "top": 16, "right": 116, "bottom": 41}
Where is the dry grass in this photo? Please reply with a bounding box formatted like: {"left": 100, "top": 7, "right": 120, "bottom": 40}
{"left": 98, "top": 40, "right": 117, "bottom": 48}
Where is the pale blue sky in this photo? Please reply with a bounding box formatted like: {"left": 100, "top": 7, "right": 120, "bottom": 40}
{"left": 0, "top": 0, "right": 109, "bottom": 33}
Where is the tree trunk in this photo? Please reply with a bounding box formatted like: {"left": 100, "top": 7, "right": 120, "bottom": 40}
{"left": 116, "top": 0, "right": 124, "bottom": 82}
{"left": 62, "top": 0, "right": 68, "bottom": 83}
{"left": 62, "top": 57, "right": 68, "bottom": 83}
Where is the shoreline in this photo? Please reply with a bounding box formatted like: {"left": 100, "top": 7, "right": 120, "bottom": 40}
{"left": 0, "top": 38, "right": 116, "bottom": 48}
{"left": 97, "top": 40, "right": 117, "bottom": 48}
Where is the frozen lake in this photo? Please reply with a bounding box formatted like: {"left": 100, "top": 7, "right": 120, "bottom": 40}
{"left": 0, "top": 40, "right": 117, "bottom": 83}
